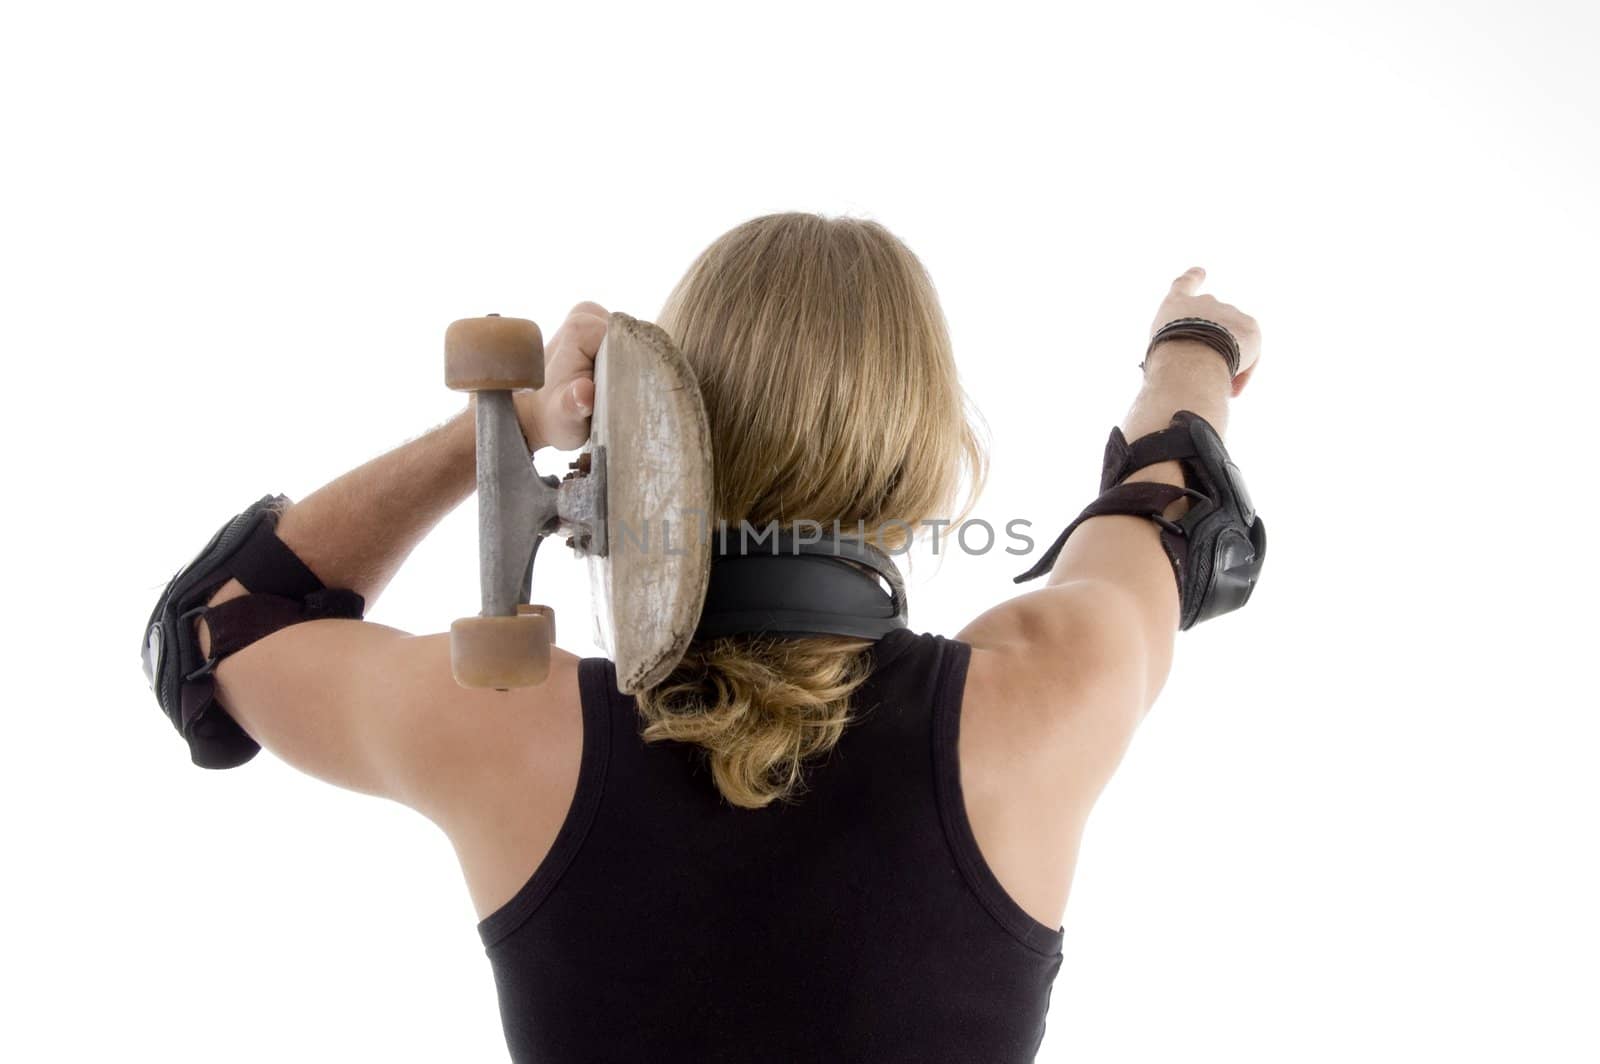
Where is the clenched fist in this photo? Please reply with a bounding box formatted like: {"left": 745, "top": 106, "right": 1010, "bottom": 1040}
{"left": 468, "top": 302, "right": 607, "bottom": 451}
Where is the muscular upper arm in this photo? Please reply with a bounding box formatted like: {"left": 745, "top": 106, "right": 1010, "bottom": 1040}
{"left": 205, "top": 616, "right": 579, "bottom": 826}
{"left": 958, "top": 509, "right": 1185, "bottom": 811}
{"left": 963, "top": 508, "right": 1181, "bottom": 705}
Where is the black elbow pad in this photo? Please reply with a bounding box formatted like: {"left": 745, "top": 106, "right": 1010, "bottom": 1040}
{"left": 1014, "top": 410, "right": 1265, "bottom": 629}
{"left": 139, "top": 495, "right": 365, "bottom": 769}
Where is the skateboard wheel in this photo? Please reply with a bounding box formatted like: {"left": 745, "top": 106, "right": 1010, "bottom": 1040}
{"left": 445, "top": 316, "right": 544, "bottom": 392}
{"left": 450, "top": 611, "right": 553, "bottom": 690}
{"left": 516, "top": 603, "right": 555, "bottom": 642}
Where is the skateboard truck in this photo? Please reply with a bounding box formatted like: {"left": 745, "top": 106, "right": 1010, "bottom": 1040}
{"left": 443, "top": 312, "right": 713, "bottom": 693}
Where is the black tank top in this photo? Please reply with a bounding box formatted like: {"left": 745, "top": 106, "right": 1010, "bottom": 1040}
{"left": 477, "top": 628, "right": 1065, "bottom": 1063}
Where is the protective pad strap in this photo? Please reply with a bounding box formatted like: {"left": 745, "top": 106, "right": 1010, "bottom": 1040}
{"left": 1012, "top": 428, "right": 1208, "bottom": 584}
{"left": 143, "top": 494, "right": 366, "bottom": 770}
{"left": 1103, "top": 421, "right": 1204, "bottom": 491}
{"left": 1013, "top": 410, "right": 1265, "bottom": 629}
{"left": 203, "top": 588, "right": 367, "bottom": 662}
{"left": 226, "top": 518, "right": 328, "bottom": 599}
{"left": 174, "top": 589, "right": 365, "bottom": 755}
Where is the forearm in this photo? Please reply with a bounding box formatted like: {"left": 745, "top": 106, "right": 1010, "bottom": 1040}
{"left": 1041, "top": 339, "right": 1232, "bottom": 597}
{"left": 271, "top": 405, "right": 479, "bottom": 607}
{"left": 201, "top": 404, "right": 478, "bottom": 640}
{"left": 1117, "top": 340, "right": 1233, "bottom": 504}
{"left": 190, "top": 305, "right": 593, "bottom": 657}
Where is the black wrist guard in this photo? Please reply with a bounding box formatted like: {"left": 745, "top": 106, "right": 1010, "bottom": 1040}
{"left": 140, "top": 494, "right": 365, "bottom": 769}
{"left": 1013, "top": 410, "right": 1265, "bottom": 629}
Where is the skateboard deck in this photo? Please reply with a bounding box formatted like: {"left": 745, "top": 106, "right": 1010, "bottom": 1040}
{"left": 582, "top": 313, "right": 714, "bottom": 693}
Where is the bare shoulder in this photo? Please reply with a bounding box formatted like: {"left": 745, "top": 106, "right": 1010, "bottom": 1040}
{"left": 407, "top": 641, "right": 588, "bottom": 920}
{"left": 958, "top": 580, "right": 1155, "bottom": 798}
{"left": 210, "top": 618, "right": 588, "bottom": 918}
{"left": 952, "top": 583, "right": 1156, "bottom": 926}
{"left": 361, "top": 632, "right": 586, "bottom": 826}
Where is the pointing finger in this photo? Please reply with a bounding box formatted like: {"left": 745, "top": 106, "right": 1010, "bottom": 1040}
{"left": 1170, "top": 266, "right": 1206, "bottom": 297}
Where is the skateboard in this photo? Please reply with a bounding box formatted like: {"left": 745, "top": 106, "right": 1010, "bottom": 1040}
{"left": 443, "top": 312, "right": 713, "bottom": 693}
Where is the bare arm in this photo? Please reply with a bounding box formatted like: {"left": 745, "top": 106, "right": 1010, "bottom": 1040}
{"left": 959, "top": 268, "right": 1260, "bottom": 805}
{"left": 1029, "top": 333, "right": 1234, "bottom": 700}
{"left": 199, "top": 297, "right": 607, "bottom": 617}
{"left": 187, "top": 303, "right": 609, "bottom": 813}
{"left": 192, "top": 409, "right": 527, "bottom": 806}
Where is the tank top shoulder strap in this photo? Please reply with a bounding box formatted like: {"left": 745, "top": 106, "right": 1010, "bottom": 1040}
{"left": 923, "top": 633, "right": 1067, "bottom": 956}
{"left": 476, "top": 659, "right": 614, "bottom": 948}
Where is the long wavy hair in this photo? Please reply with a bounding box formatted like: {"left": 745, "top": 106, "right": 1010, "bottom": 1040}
{"left": 641, "top": 212, "right": 986, "bottom": 809}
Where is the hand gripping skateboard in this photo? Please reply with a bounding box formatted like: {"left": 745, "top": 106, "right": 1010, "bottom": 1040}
{"left": 443, "top": 311, "right": 713, "bottom": 694}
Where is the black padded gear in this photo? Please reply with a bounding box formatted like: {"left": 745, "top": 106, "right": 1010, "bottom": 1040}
{"left": 140, "top": 495, "right": 365, "bottom": 769}
{"left": 1014, "top": 410, "right": 1265, "bottom": 629}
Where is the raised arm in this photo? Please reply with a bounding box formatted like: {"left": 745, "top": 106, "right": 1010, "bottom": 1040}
{"left": 142, "top": 304, "right": 608, "bottom": 817}
{"left": 958, "top": 268, "right": 1262, "bottom": 805}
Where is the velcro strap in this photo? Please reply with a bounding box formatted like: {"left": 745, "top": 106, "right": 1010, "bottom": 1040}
{"left": 229, "top": 519, "right": 326, "bottom": 598}
{"left": 202, "top": 587, "right": 366, "bottom": 661}
{"left": 179, "top": 672, "right": 217, "bottom": 731}
{"left": 1013, "top": 481, "right": 1200, "bottom": 583}
{"left": 1077, "top": 480, "right": 1194, "bottom": 521}
{"left": 178, "top": 671, "right": 265, "bottom": 769}
{"left": 1103, "top": 424, "right": 1200, "bottom": 491}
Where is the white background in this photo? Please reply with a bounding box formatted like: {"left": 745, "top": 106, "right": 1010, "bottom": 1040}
{"left": 3, "top": 1, "right": 1596, "bottom": 1060}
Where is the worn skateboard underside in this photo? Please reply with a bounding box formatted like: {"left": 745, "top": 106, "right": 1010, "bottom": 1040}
{"left": 585, "top": 313, "right": 713, "bottom": 693}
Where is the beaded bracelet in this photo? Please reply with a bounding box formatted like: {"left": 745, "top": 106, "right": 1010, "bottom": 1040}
{"left": 1140, "top": 317, "right": 1241, "bottom": 378}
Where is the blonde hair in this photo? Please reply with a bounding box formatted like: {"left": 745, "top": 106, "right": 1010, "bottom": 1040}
{"left": 640, "top": 212, "right": 986, "bottom": 809}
